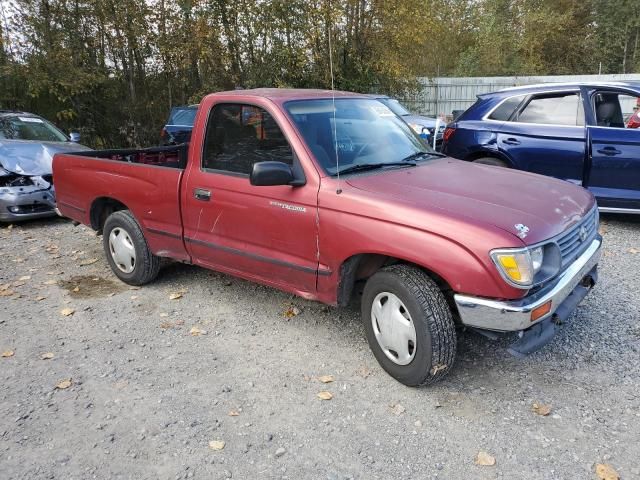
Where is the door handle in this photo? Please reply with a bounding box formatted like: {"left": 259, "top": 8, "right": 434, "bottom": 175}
{"left": 502, "top": 137, "right": 521, "bottom": 146}
{"left": 596, "top": 147, "right": 622, "bottom": 156}
{"left": 193, "top": 188, "right": 211, "bottom": 201}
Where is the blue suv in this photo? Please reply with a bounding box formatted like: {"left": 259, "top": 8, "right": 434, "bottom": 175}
{"left": 442, "top": 82, "right": 640, "bottom": 213}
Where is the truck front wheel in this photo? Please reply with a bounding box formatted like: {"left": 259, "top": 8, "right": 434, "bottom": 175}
{"left": 102, "top": 210, "right": 161, "bottom": 285}
{"left": 361, "top": 265, "right": 457, "bottom": 386}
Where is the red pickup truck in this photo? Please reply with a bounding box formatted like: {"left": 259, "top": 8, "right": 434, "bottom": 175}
{"left": 53, "top": 89, "right": 602, "bottom": 386}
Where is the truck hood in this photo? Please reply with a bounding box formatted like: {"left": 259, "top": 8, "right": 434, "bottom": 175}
{"left": 0, "top": 139, "right": 91, "bottom": 176}
{"left": 345, "top": 158, "right": 595, "bottom": 244}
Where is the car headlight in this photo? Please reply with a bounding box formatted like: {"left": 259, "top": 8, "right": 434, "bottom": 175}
{"left": 491, "top": 244, "right": 560, "bottom": 289}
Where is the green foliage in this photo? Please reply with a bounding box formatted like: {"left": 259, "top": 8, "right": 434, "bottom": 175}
{"left": 0, "top": 0, "right": 638, "bottom": 148}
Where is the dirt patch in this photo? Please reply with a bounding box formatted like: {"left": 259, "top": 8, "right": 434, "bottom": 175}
{"left": 58, "top": 275, "right": 126, "bottom": 298}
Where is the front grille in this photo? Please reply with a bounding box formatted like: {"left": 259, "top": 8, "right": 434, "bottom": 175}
{"left": 556, "top": 207, "right": 598, "bottom": 268}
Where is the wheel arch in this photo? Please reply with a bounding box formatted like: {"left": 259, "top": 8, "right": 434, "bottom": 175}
{"left": 90, "top": 197, "right": 130, "bottom": 234}
{"left": 336, "top": 253, "right": 457, "bottom": 316}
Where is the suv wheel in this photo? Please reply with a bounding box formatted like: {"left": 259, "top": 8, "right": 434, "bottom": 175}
{"left": 473, "top": 157, "right": 509, "bottom": 167}
{"left": 361, "top": 265, "right": 457, "bottom": 386}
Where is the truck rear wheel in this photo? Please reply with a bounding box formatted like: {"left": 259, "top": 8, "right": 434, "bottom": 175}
{"left": 102, "top": 210, "right": 160, "bottom": 285}
{"left": 361, "top": 264, "right": 456, "bottom": 386}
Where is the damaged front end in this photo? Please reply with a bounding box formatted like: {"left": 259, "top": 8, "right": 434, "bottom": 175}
{"left": 0, "top": 170, "right": 57, "bottom": 222}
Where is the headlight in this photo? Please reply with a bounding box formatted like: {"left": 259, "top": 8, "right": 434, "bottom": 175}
{"left": 491, "top": 248, "right": 535, "bottom": 287}
{"left": 491, "top": 244, "right": 561, "bottom": 289}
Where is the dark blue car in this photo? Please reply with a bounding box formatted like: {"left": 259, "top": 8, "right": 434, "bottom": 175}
{"left": 442, "top": 82, "right": 640, "bottom": 213}
{"left": 160, "top": 105, "right": 198, "bottom": 145}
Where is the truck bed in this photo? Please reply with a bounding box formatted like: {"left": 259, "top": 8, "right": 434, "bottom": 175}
{"left": 53, "top": 144, "right": 190, "bottom": 261}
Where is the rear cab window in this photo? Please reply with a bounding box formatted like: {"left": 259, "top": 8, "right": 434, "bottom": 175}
{"left": 202, "top": 103, "right": 293, "bottom": 175}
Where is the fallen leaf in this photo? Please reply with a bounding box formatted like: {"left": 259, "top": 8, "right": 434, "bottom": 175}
{"left": 430, "top": 364, "right": 448, "bottom": 375}
{"left": 390, "top": 403, "right": 406, "bottom": 415}
{"left": 0, "top": 290, "right": 14, "bottom": 297}
{"left": 55, "top": 378, "right": 72, "bottom": 390}
{"left": 130, "top": 295, "right": 138, "bottom": 300}
{"left": 41, "top": 352, "right": 54, "bottom": 360}
{"left": 599, "top": 226, "right": 608, "bottom": 235}
{"left": 0, "top": 283, "right": 10, "bottom": 291}
{"left": 169, "top": 292, "right": 183, "bottom": 300}
{"left": 79, "top": 258, "right": 98, "bottom": 266}
{"left": 317, "top": 391, "right": 333, "bottom": 400}
{"left": 228, "top": 410, "right": 240, "bottom": 416}
{"left": 532, "top": 403, "right": 552, "bottom": 416}
{"left": 283, "top": 305, "right": 301, "bottom": 318}
{"left": 318, "top": 375, "right": 334, "bottom": 383}
{"left": 12, "top": 281, "right": 25, "bottom": 287}
{"left": 475, "top": 451, "right": 496, "bottom": 466}
{"left": 629, "top": 248, "right": 639, "bottom": 254}
{"left": 209, "top": 440, "right": 225, "bottom": 451}
{"left": 18, "top": 275, "right": 31, "bottom": 281}
{"left": 35, "top": 296, "right": 47, "bottom": 301}
{"left": 160, "top": 321, "right": 173, "bottom": 329}
{"left": 44, "top": 280, "right": 56, "bottom": 285}
{"left": 595, "top": 463, "right": 619, "bottom": 480}
{"left": 190, "top": 326, "right": 207, "bottom": 336}
{"left": 1, "top": 350, "right": 15, "bottom": 358}
{"left": 72, "top": 286, "right": 80, "bottom": 292}
{"left": 159, "top": 312, "right": 169, "bottom": 318}
{"left": 60, "top": 308, "right": 75, "bottom": 316}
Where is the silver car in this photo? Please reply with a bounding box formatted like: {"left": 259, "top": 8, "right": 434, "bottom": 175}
{"left": 0, "top": 111, "right": 90, "bottom": 222}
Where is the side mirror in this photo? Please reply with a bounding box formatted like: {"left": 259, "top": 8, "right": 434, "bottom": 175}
{"left": 250, "top": 161, "right": 296, "bottom": 186}
{"left": 69, "top": 132, "right": 81, "bottom": 143}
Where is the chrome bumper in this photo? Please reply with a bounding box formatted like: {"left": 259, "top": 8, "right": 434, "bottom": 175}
{"left": 454, "top": 237, "right": 602, "bottom": 332}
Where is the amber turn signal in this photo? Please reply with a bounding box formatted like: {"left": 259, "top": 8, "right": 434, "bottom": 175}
{"left": 530, "top": 301, "right": 552, "bottom": 322}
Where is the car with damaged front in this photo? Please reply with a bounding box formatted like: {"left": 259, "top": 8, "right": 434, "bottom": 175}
{"left": 53, "top": 89, "right": 601, "bottom": 387}
{"left": 0, "top": 111, "right": 90, "bottom": 222}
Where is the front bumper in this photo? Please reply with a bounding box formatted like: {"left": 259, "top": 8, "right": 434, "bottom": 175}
{"left": 454, "top": 237, "right": 601, "bottom": 332}
{"left": 0, "top": 185, "right": 57, "bottom": 222}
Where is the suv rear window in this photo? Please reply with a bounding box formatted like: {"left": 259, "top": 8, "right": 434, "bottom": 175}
{"left": 516, "top": 93, "right": 584, "bottom": 126}
{"left": 488, "top": 95, "right": 525, "bottom": 121}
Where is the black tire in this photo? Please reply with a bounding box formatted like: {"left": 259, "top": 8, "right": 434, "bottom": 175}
{"left": 473, "top": 157, "right": 509, "bottom": 168}
{"left": 102, "top": 210, "right": 161, "bottom": 285}
{"left": 361, "top": 264, "right": 456, "bottom": 387}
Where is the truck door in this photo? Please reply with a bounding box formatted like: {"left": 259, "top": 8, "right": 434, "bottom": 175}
{"left": 182, "top": 101, "right": 320, "bottom": 293}
{"left": 586, "top": 89, "right": 640, "bottom": 211}
{"left": 496, "top": 90, "right": 586, "bottom": 185}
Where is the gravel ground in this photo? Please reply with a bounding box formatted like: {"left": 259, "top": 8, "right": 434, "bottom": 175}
{"left": 1, "top": 215, "right": 639, "bottom": 480}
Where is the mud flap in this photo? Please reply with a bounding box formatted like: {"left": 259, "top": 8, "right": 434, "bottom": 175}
{"left": 507, "top": 268, "right": 597, "bottom": 358}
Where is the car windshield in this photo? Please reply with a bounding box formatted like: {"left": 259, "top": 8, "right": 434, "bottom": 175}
{"left": 168, "top": 106, "right": 198, "bottom": 126}
{"left": 378, "top": 97, "right": 411, "bottom": 116}
{"left": 0, "top": 116, "right": 68, "bottom": 142}
{"left": 285, "top": 98, "right": 435, "bottom": 175}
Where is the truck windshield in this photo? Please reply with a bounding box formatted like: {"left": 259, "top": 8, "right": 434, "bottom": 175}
{"left": 285, "top": 98, "right": 434, "bottom": 175}
{"left": 0, "top": 116, "right": 68, "bottom": 142}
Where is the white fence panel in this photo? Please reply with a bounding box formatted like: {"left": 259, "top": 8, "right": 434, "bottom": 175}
{"left": 401, "top": 74, "right": 640, "bottom": 119}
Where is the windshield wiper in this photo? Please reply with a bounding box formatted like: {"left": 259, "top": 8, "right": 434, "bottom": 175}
{"left": 401, "top": 151, "right": 446, "bottom": 162}
{"left": 334, "top": 161, "right": 416, "bottom": 176}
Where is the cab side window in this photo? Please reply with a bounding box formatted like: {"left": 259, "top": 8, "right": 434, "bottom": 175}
{"left": 202, "top": 103, "right": 293, "bottom": 175}
{"left": 516, "top": 93, "right": 584, "bottom": 126}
